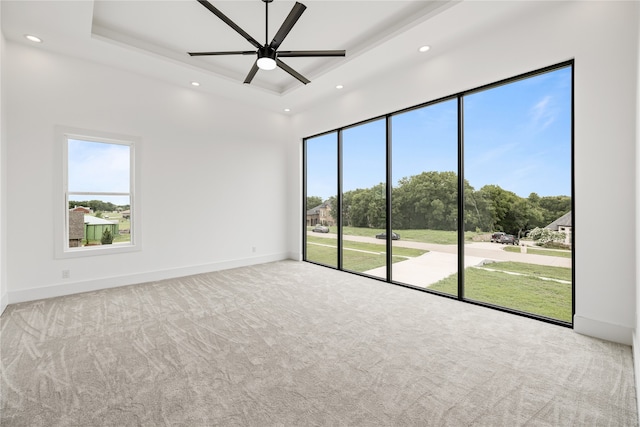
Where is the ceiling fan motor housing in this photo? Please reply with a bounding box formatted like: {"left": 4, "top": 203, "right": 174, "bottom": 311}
{"left": 258, "top": 46, "right": 277, "bottom": 61}
{"left": 257, "top": 46, "right": 277, "bottom": 70}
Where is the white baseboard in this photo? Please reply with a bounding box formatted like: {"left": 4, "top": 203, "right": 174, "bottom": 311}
{"left": 7, "top": 253, "right": 289, "bottom": 305}
{"left": 574, "top": 314, "right": 633, "bottom": 345}
{"left": 287, "top": 251, "right": 302, "bottom": 261}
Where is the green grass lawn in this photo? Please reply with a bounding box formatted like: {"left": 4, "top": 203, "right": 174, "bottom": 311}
{"left": 482, "top": 261, "right": 571, "bottom": 281}
{"left": 429, "top": 262, "right": 572, "bottom": 322}
{"left": 306, "top": 235, "right": 427, "bottom": 272}
{"left": 308, "top": 226, "right": 482, "bottom": 244}
{"left": 84, "top": 211, "right": 131, "bottom": 245}
{"left": 339, "top": 226, "right": 479, "bottom": 244}
{"left": 504, "top": 245, "right": 572, "bottom": 259}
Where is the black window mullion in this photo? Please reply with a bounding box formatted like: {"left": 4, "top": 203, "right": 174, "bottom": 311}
{"left": 457, "top": 96, "right": 465, "bottom": 300}
{"left": 386, "top": 115, "right": 393, "bottom": 282}
{"left": 337, "top": 130, "right": 343, "bottom": 270}
{"left": 302, "top": 138, "right": 308, "bottom": 260}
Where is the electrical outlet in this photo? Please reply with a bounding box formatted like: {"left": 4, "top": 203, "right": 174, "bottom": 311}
{"left": 62, "top": 270, "right": 70, "bottom": 279}
{"left": 252, "top": 246, "right": 256, "bottom": 253}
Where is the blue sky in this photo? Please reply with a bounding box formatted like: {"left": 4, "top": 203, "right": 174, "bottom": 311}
{"left": 307, "top": 66, "right": 572, "bottom": 200}
{"left": 68, "top": 139, "right": 131, "bottom": 206}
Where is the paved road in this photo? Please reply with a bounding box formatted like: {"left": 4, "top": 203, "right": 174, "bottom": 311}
{"left": 307, "top": 232, "right": 571, "bottom": 287}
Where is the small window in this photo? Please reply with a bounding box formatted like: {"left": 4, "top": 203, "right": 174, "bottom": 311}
{"left": 57, "top": 128, "right": 139, "bottom": 257}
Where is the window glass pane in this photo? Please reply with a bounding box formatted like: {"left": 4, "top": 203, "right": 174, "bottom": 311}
{"left": 68, "top": 139, "right": 130, "bottom": 193}
{"left": 391, "top": 99, "right": 458, "bottom": 295}
{"left": 457, "top": 66, "right": 572, "bottom": 322}
{"left": 305, "top": 133, "right": 337, "bottom": 267}
{"left": 66, "top": 138, "right": 133, "bottom": 250}
{"left": 68, "top": 195, "right": 131, "bottom": 247}
{"left": 341, "top": 119, "right": 387, "bottom": 278}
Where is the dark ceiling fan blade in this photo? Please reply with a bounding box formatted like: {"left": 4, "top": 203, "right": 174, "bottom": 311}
{"left": 276, "top": 59, "right": 310, "bottom": 85}
{"left": 243, "top": 62, "right": 260, "bottom": 84}
{"left": 188, "top": 51, "right": 256, "bottom": 56}
{"left": 197, "top": 0, "right": 262, "bottom": 50}
{"left": 269, "top": 2, "right": 306, "bottom": 51}
{"left": 277, "top": 50, "right": 346, "bottom": 58}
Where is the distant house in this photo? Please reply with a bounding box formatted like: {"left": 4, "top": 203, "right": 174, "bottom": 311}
{"left": 71, "top": 205, "right": 93, "bottom": 214}
{"left": 121, "top": 210, "right": 130, "bottom": 219}
{"left": 68, "top": 210, "right": 85, "bottom": 247}
{"left": 84, "top": 215, "right": 119, "bottom": 243}
{"left": 546, "top": 211, "right": 572, "bottom": 246}
{"left": 306, "top": 202, "right": 334, "bottom": 226}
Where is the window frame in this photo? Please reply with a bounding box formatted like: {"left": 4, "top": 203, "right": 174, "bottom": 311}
{"left": 302, "top": 60, "right": 574, "bottom": 327}
{"left": 55, "top": 126, "right": 141, "bottom": 258}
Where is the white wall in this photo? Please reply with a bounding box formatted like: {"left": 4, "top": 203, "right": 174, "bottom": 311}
{"left": 5, "top": 43, "right": 293, "bottom": 303}
{"left": 290, "top": 1, "right": 639, "bottom": 344}
{"left": 0, "top": 3, "right": 7, "bottom": 314}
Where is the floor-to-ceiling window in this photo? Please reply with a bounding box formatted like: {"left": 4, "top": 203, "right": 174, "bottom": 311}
{"left": 303, "top": 61, "right": 573, "bottom": 326}
{"left": 304, "top": 132, "right": 338, "bottom": 268}
{"left": 341, "top": 119, "right": 387, "bottom": 278}
{"left": 390, "top": 99, "right": 459, "bottom": 295}
{"left": 463, "top": 66, "right": 572, "bottom": 322}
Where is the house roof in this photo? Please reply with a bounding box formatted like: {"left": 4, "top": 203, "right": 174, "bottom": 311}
{"left": 71, "top": 206, "right": 92, "bottom": 212}
{"left": 84, "top": 215, "right": 117, "bottom": 226}
{"left": 546, "top": 211, "right": 572, "bottom": 230}
{"left": 306, "top": 203, "right": 331, "bottom": 216}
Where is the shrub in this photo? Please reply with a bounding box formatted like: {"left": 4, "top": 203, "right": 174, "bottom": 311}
{"left": 528, "top": 227, "right": 566, "bottom": 246}
{"left": 101, "top": 228, "right": 113, "bottom": 245}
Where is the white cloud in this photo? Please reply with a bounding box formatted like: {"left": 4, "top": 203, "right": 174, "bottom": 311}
{"left": 529, "top": 95, "right": 557, "bottom": 131}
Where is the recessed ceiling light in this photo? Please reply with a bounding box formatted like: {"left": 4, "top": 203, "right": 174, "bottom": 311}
{"left": 191, "top": 81, "right": 200, "bottom": 87}
{"left": 336, "top": 85, "right": 344, "bottom": 90}
{"left": 418, "top": 45, "right": 431, "bottom": 53}
{"left": 284, "top": 108, "right": 291, "bottom": 112}
{"left": 24, "top": 34, "right": 42, "bottom": 43}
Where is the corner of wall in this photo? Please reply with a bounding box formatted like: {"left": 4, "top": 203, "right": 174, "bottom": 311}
{"left": 573, "top": 315, "right": 633, "bottom": 346}
{"left": 634, "top": 1, "right": 640, "bottom": 421}
{"left": 0, "top": 293, "right": 6, "bottom": 316}
{"left": 633, "top": 331, "right": 640, "bottom": 421}
{"left": 0, "top": 1, "right": 7, "bottom": 316}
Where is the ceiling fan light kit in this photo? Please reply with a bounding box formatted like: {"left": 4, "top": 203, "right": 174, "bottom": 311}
{"left": 257, "top": 47, "right": 277, "bottom": 70}
{"left": 188, "top": 0, "right": 346, "bottom": 85}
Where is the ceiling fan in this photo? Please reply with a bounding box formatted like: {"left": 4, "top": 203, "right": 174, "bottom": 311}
{"left": 188, "top": 0, "right": 346, "bottom": 85}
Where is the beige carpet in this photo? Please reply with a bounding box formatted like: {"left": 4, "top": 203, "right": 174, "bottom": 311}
{"left": 1, "top": 260, "right": 637, "bottom": 426}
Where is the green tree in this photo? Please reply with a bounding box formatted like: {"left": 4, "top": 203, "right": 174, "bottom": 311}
{"left": 321, "top": 173, "right": 567, "bottom": 235}
{"left": 464, "top": 186, "right": 491, "bottom": 232}
{"left": 68, "top": 200, "right": 118, "bottom": 213}
{"left": 510, "top": 198, "right": 544, "bottom": 238}
{"left": 392, "top": 171, "right": 459, "bottom": 230}
{"left": 475, "top": 185, "right": 518, "bottom": 232}
{"left": 306, "top": 196, "right": 323, "bottom": 209}
{"left": 539, "top": 196, "right": 571, "bottom": 226}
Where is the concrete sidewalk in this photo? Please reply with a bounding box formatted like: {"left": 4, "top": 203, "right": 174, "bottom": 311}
{"left": 364, "top": 251, "right": 487, "bottom": 288}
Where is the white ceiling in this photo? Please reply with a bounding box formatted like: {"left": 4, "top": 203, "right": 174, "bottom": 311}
{"left": 1, "top": 0, "right": 542, "bottom": 115}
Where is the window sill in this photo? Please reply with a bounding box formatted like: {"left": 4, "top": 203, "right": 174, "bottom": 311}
{"left": 57, "top": 242, "right": 140, "bottom": 259}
